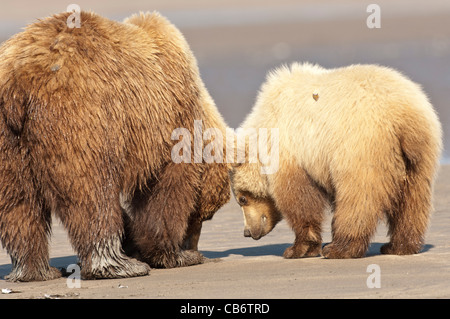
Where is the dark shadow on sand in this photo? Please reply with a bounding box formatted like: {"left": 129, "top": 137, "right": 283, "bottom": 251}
{"left": 0, "top": 243, "right": 435, "bottom": 278}
{"left": 201, "top": 243, "right": 292, "bottom": 259}
{"left": 365, "top": 243, "right": 433, "bottom": 257}
{"left": 201, "top": 242, "right": 434, "bottom": 259}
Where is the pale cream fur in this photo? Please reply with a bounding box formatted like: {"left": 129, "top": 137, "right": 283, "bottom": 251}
{"left": 240, "top": 62, "right": 442, "bottom": 196}
{"left": 231, "top": 62, "right": 442, "bottom": 258}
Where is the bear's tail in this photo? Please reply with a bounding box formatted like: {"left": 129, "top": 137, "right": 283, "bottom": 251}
{"left": 398, "top": 105, "right": 442, "bottom": 182}
{"left": 383, "top": 105, "right": 442, "bottom": 254}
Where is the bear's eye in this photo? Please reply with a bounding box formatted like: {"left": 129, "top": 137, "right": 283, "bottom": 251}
{"left": 238, "top": 196, "right": 248, "bottom": 206}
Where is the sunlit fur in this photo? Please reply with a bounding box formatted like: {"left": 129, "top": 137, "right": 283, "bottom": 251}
{"left": 230, "top": 62, "right": 442, "bottom": 259}
{"left": 232, "top": 189, "right": 282, "bottom": 240}
{"left": 0, "top": 11, "right": 230, "bottom": 281}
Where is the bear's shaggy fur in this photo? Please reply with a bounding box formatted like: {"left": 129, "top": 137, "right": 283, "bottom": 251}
{"left": 230, "top": 62, "right": 442, "bottom": 259}
{"left": 0, "top": 11, "right": 230, "bottom": 281}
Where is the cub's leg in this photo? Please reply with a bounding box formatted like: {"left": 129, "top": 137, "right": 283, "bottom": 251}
{"left": 382, "top": 170, "right": 433, "bottom": 255}
{"left": 323, "top": 169, "right": 388, "bottom": 258}
{"left": 270, "top": 163, "right": 328, "bottom": 258}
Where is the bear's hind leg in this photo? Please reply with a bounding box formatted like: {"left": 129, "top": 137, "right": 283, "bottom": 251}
{"left": 381, "top": 171, "right": 433, "bottom": 255}
{"left": 323, "top": 173, "right": 387, "bottom": 259}
{"left": 0, "top": 139, "right": 60, "bottom": 282}
{"left": 130, "top": 162, "right": 204, "bottom": 268}
{"left": 57, "top": 189, "right": 150, "bottom": 279}
{"left": 270, "top": 163, "right": 328, "bottom": 258}
{"left": 0, "top": 197, "right": 61, "bottom": 282}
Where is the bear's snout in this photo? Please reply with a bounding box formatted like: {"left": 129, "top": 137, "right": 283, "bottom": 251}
{"left": 243, "top": 215, "right": 266, "bottom": 240}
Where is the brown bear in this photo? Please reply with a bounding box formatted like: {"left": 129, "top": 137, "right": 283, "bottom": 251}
{"left": 230, "top": 62, "right": 442, "bottom": 259}
{"left": 0, "top": 11, "right": 230, "bottom": 281}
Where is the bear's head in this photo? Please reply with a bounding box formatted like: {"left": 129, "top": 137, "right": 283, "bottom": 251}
{"left": 229, "top": 162, "right": 282, "bottom": 240}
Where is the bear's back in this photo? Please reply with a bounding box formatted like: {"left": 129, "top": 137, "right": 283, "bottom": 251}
{"left": 243, "top": 62, "right": 441, "bottom": 192}
{"left": 0, "top": 11, "right": 204, "bottom": 190}
{"left": 254, "top": 62, "right": 433, "bottom": 126}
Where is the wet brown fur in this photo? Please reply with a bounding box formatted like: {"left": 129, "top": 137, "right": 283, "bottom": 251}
{"left": 0, "top": 11, "right": 230, "bottom": 281}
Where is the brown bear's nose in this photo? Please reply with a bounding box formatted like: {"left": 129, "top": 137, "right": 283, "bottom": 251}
{"left": 244, "top": 228, "right": 251, "bottom": 237}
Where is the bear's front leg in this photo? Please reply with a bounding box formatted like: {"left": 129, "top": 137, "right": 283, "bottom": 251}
{"left": 181, "top": 162, "right": 230, "bottom": 251}
{"left": 270, "top": 162, "right": 328, "bottom": 258}
{"left": 130, "top": 162, "right": 204, "bottom": 268}
{"left": 182, "top": 215, "right": 202, "bottom": 251}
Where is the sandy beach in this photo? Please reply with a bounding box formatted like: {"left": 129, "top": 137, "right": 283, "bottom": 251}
{"left": 1, "top": 164, "right": 449, "bottom": 299}
{"left": 0, "top": 0, "right": 449, "bottom": 300}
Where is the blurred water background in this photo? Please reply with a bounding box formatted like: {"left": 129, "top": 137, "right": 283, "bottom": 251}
{"left": 1, "top": 0, "right": 449, "bottom": 161}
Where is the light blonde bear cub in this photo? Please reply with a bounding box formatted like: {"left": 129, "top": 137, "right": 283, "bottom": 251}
{"left": 230, "top": 62, "right": 442, "bottom": 259}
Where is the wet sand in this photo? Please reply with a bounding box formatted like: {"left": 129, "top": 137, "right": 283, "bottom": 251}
{"left": 1, "top": 0, "right": 450, "bottom": 299}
